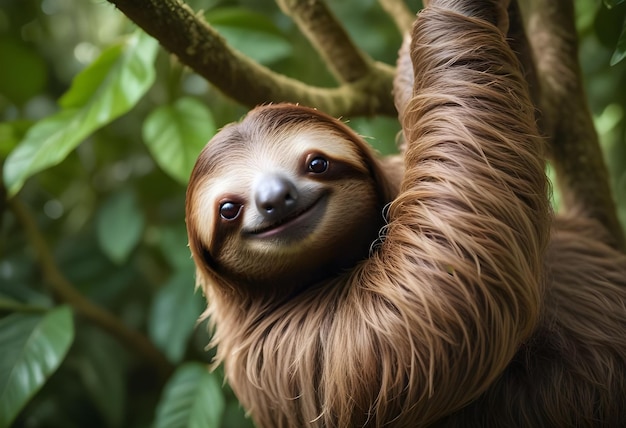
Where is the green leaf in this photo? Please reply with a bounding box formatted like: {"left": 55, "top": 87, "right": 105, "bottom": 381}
{"left": 58, "top": 43, "right": 125, "bottom": 109}
{"left": 3, "top": 30, "right": 158, "bottom": 196}
{"left": 148, "top": 270, "right": 203, "bottom": 364}
{"left": 154, "top": 362, "right": 225, "bottom": 428}
{"left": 206, "top": 8, "right": 292, "bottom": 64}
{"left": 0, "top": 306, "right": 75, "bottom": 428}
{"left": 142, "top": 97, "right": 215, "bottom": 184}
{"left": 610, "top": 18, "right": 626, "bottom": 65}
{"left": 96, "top": 190, "right": 145, "bottom": 264}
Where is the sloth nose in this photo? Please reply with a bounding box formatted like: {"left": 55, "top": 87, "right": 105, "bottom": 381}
{"left": 254, "top": 174, "right": 299, "bottom": 220}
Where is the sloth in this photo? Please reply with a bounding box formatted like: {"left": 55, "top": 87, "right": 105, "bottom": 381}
{"left": 186, "top": 0, "right": 626, "bottom": 426}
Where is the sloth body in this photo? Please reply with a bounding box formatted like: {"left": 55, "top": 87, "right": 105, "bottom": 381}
{"left": 186, "top": 2, "right": 626, "bottom": 427}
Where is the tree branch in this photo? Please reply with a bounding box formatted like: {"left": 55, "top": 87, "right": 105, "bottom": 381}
{"left": 107, "top": 0, "right": 396, "bottom": 116}
{"left": 274, "top": 0, "right": 388, "bottom": 83}
{"left": 522, "top": 0, "right": 626, "bottom": 250}
{"left": 9, "top": 198, "right": 174, "bottom": 381}
{"left": 378, "top": 0, "right": 416, "bottom": 33}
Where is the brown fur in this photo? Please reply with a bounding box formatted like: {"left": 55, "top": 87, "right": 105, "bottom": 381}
{"left": 186, "top": 1, "right": 626, "bottom": 426}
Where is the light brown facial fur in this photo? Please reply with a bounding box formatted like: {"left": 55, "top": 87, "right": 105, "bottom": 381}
{"left": 186, "top": 105, "right": 397, "bottom": 295}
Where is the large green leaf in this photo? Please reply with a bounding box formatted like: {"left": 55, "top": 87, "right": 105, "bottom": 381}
{"left": 0, "top": 306, "right": 75, "bottom": 428}
{"left": 3, "top": 30, "right": 158, "bottom": 196}
{"left": 142, "top": 97, "right": 215, "bottom": 184}
{"left": 96, "top": 189, "right": 145, "bottom": 265}
{"left": 153, "top": 362, "right": 225, "bottom": 428}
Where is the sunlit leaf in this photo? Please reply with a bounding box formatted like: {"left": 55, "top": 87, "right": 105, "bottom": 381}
{"left": 610, "top": 19, "right": 626, "bottom": 65}
{"left": 58, "top": 44, "right": 124, "bottom": 109}
{"left": 148, "top": 270, "right": 203, "bottom": 364}
{"left": 3, "top": 30, "right": 158, "bottom": 196}
{"left": 154, "top": 362, "right": 225, "bottom": 428}
{"left": 0, "top": 306, "right": 74, "bottom": 428}
{"left": 96, "top": 190, "right": 145, "bottom": 264}
{"left": 207, "top": 8, "right": 292, "bottom": 64}
{"left": 142, "top": 97, "right": 215, "bottom": 184}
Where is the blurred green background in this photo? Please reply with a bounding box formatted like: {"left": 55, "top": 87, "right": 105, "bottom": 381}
{"left": 0, "top": 0, "right": 625, "bottom": 427}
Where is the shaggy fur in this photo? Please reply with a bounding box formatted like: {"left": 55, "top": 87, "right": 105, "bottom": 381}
{"left": 186, "top": 1, "right": 626, "bottom": 426}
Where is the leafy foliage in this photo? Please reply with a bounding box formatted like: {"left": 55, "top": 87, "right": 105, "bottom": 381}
{"left": 3, "top": 31, "right": 158, "bottom": 196}
{"left": 142, "top": 97, "right": 216, "bottom": 184}
{"left": 0, "top": 0, "right": 625, "bottom": 427}
{"left": 96, "top": 189, "right": 145, "bottom": 264}
{"left": 0, "top": 306, "right": 74, "bottom": 427}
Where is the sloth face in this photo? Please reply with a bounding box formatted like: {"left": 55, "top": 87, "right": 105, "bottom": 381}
{"left": 186, "top": 105, "right": 388, "bottom": 290}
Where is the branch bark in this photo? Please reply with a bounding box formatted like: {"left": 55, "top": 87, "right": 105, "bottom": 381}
{"left": 274, "top": 0, "right": 368, "bottom": 81}
{"left": 522, "top": 0, "right": 626, "bottom": 250}
{"left": 107, "top": 0, "right": 396, "bottom": 116}
{"left": 275, "top": 0, "right": 392, "bottom": 83}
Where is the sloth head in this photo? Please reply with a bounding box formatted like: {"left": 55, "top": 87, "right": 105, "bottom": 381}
{"left": 186, "top": 104, "right": 395, "bottom": 295}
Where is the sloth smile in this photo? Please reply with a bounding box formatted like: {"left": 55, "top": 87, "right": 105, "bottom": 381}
{"left": 245, "top": 195, "right": 328, "bottom": 241}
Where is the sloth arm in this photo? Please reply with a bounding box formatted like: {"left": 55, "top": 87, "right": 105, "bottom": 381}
{"left": 324, "top": 3, "right": 551, "bottom": 425}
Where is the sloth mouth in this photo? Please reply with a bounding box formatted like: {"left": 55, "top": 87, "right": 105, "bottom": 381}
{"left": 246, "top": 195, "right": 328, "bottom": 240}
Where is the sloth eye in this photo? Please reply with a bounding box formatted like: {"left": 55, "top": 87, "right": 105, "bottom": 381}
{"left": 308, "top": 156, "right": 328, "bottom": 174}
{"left": 219, "top": 201, "right": 242, "bottom": 220}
